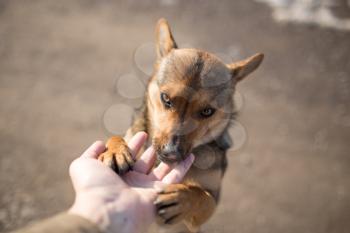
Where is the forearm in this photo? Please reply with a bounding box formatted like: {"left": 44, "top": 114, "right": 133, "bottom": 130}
{"left": 10, "top": 212, "right": 103, "bottom": 233}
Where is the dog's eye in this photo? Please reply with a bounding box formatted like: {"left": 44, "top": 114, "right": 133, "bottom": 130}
{"left": 160, "top": 93, "right": 172, "bottom": 108}
{"left": 200, "top": 108, "right": 216, "bottom": 118}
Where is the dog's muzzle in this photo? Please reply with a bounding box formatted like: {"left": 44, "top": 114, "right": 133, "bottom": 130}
{"left": 157, "top": 142, "right": 189, "bottom": 164}
{"left": 156, "top": 134, "right": 191, "bottom": 163}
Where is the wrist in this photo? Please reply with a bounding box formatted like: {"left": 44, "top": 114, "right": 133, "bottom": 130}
{"left": 68, "top": 191, "right": 142, "bottom": 233}
{"left": 68, "top": 193, "right": 109, "bottom": 231}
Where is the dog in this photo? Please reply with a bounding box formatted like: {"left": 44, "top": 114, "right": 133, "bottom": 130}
{"left": 98, "top": 18, "right": 264, "bottom": 233}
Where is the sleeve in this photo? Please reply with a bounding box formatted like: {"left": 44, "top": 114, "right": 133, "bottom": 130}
{"left": 10, "top": 212, "right": 104, "bottom": 233}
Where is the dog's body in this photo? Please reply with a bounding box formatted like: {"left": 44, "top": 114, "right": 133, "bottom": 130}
{"left": 98, "top": 19, "right": 263, "bottom": 233}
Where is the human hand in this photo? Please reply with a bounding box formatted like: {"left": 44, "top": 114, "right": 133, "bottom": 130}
{"left": 68, "top": 132, "right": 194, "bottom": 233}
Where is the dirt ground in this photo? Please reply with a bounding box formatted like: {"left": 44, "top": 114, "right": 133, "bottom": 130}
{"left": 0, "top": 0, "right": 350, "bottom": 232}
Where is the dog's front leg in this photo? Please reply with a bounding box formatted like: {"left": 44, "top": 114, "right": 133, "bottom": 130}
{"left": 155, "top": 182, "right": 216, "bottom": 232}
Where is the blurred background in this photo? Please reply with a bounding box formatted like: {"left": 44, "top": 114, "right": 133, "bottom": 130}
{"left": 0, "top": 0, "right": 349, "bottom": 232}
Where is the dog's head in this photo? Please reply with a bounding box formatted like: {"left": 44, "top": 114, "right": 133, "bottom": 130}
{"left": 147, "top": 18, "right": 264, "bottom": 164}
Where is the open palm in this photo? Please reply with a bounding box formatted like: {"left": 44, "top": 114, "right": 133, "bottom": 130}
{"left": 69, "top": 132, "right": 194, "bottom": 233}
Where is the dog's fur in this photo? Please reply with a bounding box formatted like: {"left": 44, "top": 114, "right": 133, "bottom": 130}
{"left": 98, "top": 19, "right": 264, "bottom": 233}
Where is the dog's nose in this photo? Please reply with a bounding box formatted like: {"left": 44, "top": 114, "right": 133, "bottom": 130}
{"left": 163, "top": 143, "right": 183, "bottom": 158}
{"left": 162, "top": 135, "right": 184, "bottom": 159}
{"left": 171, "top": 135, "right": 181, "bottom": 146}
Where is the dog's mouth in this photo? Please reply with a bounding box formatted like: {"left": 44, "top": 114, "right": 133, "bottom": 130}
{"left": 157, "top": 152, "right": 182, "bottom": 164}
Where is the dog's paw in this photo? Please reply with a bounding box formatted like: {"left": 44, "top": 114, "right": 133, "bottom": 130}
{"left": 98, "top": 136, "right": 134, "bottom": 175}
{"left": 154, "top": 184, "right": 193, "bottom": 225}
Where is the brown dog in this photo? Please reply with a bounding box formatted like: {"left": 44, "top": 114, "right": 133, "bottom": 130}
{"left": 98, "top": 18, "right": 264, "bottom": 232}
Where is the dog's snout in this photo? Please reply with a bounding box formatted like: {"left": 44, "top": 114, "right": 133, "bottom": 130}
{"left": 163, "top": 143, "right": 183, "bottom": 157}
{"left": 161, "top": 135, "right": 185, "bottom": 160}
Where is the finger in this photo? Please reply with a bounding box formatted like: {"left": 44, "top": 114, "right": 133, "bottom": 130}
{"left": 124, "top": 171, "right": 166, "bottom": 191}
{"left": 133, "top": 187, "right": 157, "bottom": 203}
{"left": 128, "top": 132, "right": 148, "bottom": 159}
{"left": 162, "top": 154, "right": 194, "bottom": 184}
{"left": 81, "top": 141, "right": 106, "bottom": 159}
{"left": 149, "top": 162, "right": 173, "bottom": 181}
{"left": 133, "top": 146, "right": 156, "bottom": 174}
{"left": 152, "top": 181, "right": 167, "bottom": 192}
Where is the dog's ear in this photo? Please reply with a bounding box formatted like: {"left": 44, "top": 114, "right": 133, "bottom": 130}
{"left": 227, "top": 53, "right": 264, "bottom": 83}
{"left": 155, "top": 18, "right": 177, "bottom": 59}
